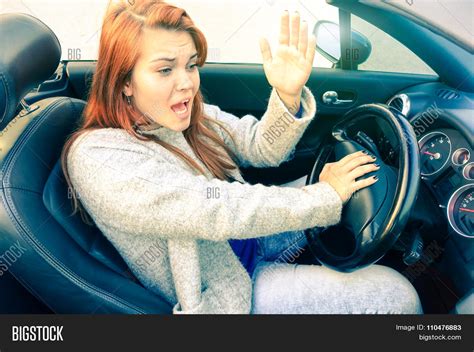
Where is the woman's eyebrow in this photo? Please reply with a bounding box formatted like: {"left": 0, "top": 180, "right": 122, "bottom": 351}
{"left": 149, "top": 52, "right": 198, "bottom": 63}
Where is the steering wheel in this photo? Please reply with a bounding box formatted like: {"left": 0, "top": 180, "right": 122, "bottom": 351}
{"left": 305, "top": 104, "right": 420, "bottom": 273}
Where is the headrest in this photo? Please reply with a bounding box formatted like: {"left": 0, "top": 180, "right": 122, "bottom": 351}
{"left": 0, "top": 13, "right": 61, "bottom": 130}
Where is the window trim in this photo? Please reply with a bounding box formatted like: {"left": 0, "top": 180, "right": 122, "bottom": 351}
{"left": 338, "top": 9, "right": 354, "bottom": 70}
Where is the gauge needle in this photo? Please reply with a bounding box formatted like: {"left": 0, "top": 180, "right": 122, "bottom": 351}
{"left": 422, "top": 151, "right": 441, "bottom": 159}
{"left": 459, "top": 208, "right": 474, "bottom": 213}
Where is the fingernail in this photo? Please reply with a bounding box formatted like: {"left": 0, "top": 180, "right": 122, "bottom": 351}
{"left": 375, "top": 163, "right": 380, "bottom": 167}
{"left": 373, "top": 175, "right": 379, "bottom": 180}
{"left": 371, "top": 155, "right": 377, "bottom": 160}
{"left": 362, "top": 150, "right": 368, "bottom": 154}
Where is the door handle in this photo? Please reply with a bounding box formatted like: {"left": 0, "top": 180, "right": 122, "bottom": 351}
{"left": 322, "top": 91, "right": 354, "bottom": 105}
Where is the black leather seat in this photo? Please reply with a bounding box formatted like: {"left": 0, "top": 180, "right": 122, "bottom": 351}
{"left": 0, "top": 13, "right": 172, "bottom": 313}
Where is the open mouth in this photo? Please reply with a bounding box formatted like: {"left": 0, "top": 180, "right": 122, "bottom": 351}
{"left": 170, "top": 99, "right": 191, "bottom": 116}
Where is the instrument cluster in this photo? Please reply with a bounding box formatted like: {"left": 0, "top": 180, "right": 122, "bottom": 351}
{"left": 418, "top": 129, "right": 473, "bottom": 238}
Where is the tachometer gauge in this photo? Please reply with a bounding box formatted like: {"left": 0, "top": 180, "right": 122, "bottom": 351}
{"left": 447, "top": 184, "right": 474, "bottom": 238}
{"left": 418, "top": 132, "right": 451, "bottom": 176}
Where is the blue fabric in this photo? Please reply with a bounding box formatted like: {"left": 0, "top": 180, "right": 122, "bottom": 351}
{"left": 294, "top": 104, "right": 304, "bottom": 119}
{"left": 226, "top": 176, "right": 259, "bottom": 276}
{"left": 228, "top": 239, "right": 259, "bottom": 277}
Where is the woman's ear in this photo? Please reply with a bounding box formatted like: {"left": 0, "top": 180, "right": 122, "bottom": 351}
{"left": 123, "top": 80, "right": 133, "bottom": 97}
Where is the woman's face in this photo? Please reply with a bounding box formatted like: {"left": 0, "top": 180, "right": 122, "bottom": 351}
{"left": 124, "top": 27, "right": 200, "bottom": 132}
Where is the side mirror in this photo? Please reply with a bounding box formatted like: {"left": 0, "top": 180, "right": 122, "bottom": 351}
{"left": 313, "top": 20, "right": 372, "bottom": 67}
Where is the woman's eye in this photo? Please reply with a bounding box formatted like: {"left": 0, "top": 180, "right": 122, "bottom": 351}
{"left": 158, "top": 68, "right": 171, "bottom": 75}
{"left": 157, "top": 65, "right": 196, "bottom": 75}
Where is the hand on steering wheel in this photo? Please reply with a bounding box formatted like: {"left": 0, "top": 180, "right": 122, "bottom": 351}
{"left": 319, "top": 151, "right": 380, "bottom": 204}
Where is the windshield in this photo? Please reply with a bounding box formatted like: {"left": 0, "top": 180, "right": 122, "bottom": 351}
{"left": 383, "top": 0, "right": 473, "bottom": 51}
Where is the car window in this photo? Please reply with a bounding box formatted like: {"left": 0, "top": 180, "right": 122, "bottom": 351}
{"left": 173, "top": 0, "right": 338, "bottom": 68}
{"left": 351, "top": 14, "right": 437, "bottom": 75}
{"left": 1, "top": 0, "right": 436, "bottom": 75}
{"left": 1, "top": 0, "right": 337, "bottom": 67}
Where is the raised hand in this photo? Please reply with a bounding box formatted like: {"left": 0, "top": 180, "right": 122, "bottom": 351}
{"left": 259, "top": 11, "right": 316, "bottom": 113}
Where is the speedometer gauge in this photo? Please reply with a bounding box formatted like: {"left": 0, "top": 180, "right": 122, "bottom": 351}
{"left": 447, "top": 184, "right": 474, "bottom": 238}
{"left": 418, "top": 132, "right": 451, "bottom": 176}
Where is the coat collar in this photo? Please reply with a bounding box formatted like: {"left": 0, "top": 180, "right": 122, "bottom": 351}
{"left": 137, "top": 123, "right": 186, "bottom": 146}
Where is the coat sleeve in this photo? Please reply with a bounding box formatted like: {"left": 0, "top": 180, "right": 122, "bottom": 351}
{"left": 67, "top": 131, "right": 342, "bottom": 242}
{"left": 203, "top": 86, "right": 317, "bottom": 168}
{"left": 167, "top": 239, "right": 201, "bottom": 311}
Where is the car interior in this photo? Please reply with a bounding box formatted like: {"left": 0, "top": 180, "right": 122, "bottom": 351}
{"left": 0, "top": 0, "right": 472, "bottom": 314}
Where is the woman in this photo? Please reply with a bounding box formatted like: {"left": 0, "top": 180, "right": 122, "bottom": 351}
{"left": 63, "top": 0, "right": 422, "bottom": 314}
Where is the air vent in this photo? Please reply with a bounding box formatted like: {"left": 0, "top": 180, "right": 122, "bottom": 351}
{"left": 387, "top": 94, "right": 410, "bottom": 116}
{"left": 436, "top": 89, "right": 460, "bottom": 100}
{"left": 390, "top": 97, "right": 404, "bottom": 112}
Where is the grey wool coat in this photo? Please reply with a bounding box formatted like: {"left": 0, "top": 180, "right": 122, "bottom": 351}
{"left": 67, "top": 86, "right": 343, "bottom": 314}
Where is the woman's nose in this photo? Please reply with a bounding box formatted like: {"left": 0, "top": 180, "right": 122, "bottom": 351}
{"left": 176, "top": 71, "right": 193, "bottom": 91}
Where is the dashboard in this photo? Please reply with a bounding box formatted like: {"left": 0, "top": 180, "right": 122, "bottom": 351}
{"left": 386, "top": 82, "right": 473, "bottom": 240}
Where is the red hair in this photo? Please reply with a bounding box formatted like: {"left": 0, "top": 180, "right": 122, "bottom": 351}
{"left": 61, "top": 0, "right": 240, "bottom": 223}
